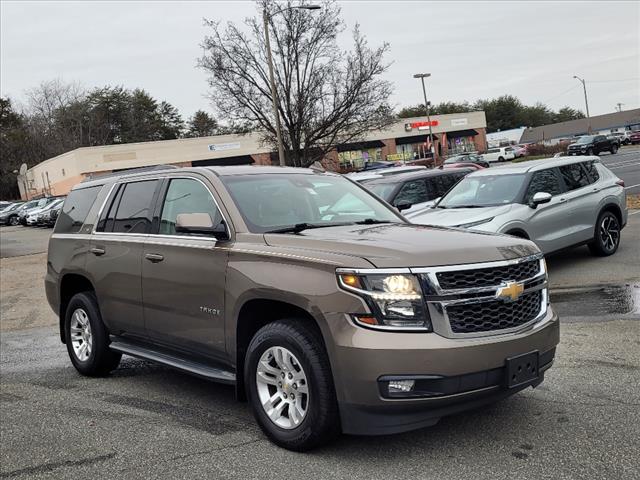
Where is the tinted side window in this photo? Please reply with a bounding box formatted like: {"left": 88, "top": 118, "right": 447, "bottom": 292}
{"left": 111, "top": 180, "right": 158, "bottom": 234}
{"left": 158, "top": 179, "right": 222, "bottom": 236}
{"left": 559, "top": 163, "right": 590, "bottom": 191}
{"left": 53, "top": 186, "right": 103, "bottom": 234}
{"left": 525, "top": 170, "right": 562, "bottom": 202}
{"left": 393, "top": 180, "right": 428, "bottom": 206}
{"left": 582, "top": 161, "right": 599, "bottom": 183}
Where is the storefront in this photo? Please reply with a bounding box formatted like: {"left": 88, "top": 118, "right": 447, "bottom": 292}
{"left": 336, "top": 140, "right": 385, "bottom": 169}
{"left": 445, "top": 129, "right": 479, "bottom": 155}
{"left": 393, "top": 134, "right": 438, "bottom": 162}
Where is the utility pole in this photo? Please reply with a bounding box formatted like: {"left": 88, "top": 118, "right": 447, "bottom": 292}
{"left": 413, "top": 73, "right": 435, "bottom": 165}
{"left": 263, "top": 5, "right": 321, "bottom": 166}
{"left": 573, "top": 75, "right": 590, "bottom": 132}
{"left": 616, "top": 103, "right": 624, "bottom": 112}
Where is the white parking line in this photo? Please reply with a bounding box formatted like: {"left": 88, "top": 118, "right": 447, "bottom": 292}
{"left": 629, "top": 210, "right": 640, "bottom": 216}
{"left": 625, "top": 183, "right": 640, "bottom": 190}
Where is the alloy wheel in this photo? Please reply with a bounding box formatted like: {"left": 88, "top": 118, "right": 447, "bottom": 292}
{"left": 70, "top": 308, "right": 93, "bottom": 361}
{"left": 256, "top": 346, "right": 309, "bottom": 429}
{"left": 600, "top": 215, "right": 620, "bottom": 252}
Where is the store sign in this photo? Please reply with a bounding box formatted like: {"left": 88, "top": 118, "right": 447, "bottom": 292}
{"left": 208, "top": 142, "right": 241, "bottom": 152}
{"left": 451, "top": 118, "right": 468, "bottom": 127}
{"left": 404, "top": 120, "right": 439, "bottom": 132}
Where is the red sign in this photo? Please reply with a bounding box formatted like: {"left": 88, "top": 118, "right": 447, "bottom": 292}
{"left": 405, "top": 120, "right": 439, "bottom": 131}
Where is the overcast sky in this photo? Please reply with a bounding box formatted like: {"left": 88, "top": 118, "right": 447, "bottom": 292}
{"left": 2, "top": 1, "right": 639, "bottom": 121}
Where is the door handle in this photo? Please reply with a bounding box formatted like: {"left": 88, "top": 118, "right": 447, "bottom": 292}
{"left": 558, "top": 198, "right": 567, "bottom": 203}
{"left": 90, "top": 247, "right": 105, "bottom": 256}
{"left": 145, "top": 253, "right": 164, "bottom": 263}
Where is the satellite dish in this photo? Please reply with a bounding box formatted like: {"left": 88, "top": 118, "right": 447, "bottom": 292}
{"left": 19, "top": 163, "right": 27, "bottom": 175}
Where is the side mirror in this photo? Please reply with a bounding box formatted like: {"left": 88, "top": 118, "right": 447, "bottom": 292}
{"left": 529, "top": 192, "right": 552, "bottom": 209}
{"left": 395, "top": 202, "right": 413, "bottom": 212}
{"left": 175, "top": 213, "right": 229, "bottom": 240}
{"left": 432, "top": 197, "right": 442, "bottom": 208}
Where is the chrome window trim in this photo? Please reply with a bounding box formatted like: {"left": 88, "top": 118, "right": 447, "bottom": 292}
{"left": 90, "top": 175, "right": 232, "bottom": 241}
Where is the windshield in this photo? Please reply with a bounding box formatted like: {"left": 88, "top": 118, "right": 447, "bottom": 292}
{"left": 438, "top": 174, "right": 526, "bottom": 208}
{"left": 367, "top": 183, "right": 398, "bottom": 201}
{"left": 221, "top": 174, "right": 403, "bottom": 233}
{"left": 576, "top": 136, "right": 595, "bottom": 144}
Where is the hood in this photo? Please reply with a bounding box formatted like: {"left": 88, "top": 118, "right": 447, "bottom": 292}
{"left": 408, "top": 204, "right": 512, "bottom": 227}
{"left": 263, "top": 222, "right": 538, "bottom": 268}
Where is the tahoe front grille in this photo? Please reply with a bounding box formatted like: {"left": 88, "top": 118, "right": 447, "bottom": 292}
{"left": 446, "top": 290, "right": 543, "bottom": 334}
{"left": 436, "top": 259, "right": 540, "bottom": 290}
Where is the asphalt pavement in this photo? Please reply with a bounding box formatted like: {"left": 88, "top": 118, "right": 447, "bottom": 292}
{"left": 589, "top": 146, "right": 640, "bottom": 195}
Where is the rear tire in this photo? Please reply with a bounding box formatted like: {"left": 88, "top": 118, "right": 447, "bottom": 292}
{"left": 64, "top": 292, "right": 121, "bottom": 376}
{"left": 586, "top": 147, "right": 594, "bottom": 156}
{"left": 8, "top": 216, "right": 19, "bottom": 226}
{"left": 498, "top": 156, "right": 505, "bottom": 162}
{"left": 610, "top": 144, "right": 618, "bottom": 154}
{"left": 245, "top": 319, "right": 339, "bottom": 451}
{"left": 588, "top": 211, "right": 621, "bottom": 257}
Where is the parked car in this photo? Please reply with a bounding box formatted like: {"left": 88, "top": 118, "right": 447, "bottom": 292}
{"left": 408, "top": 156, "right": 626, "bottom": 256}
{"left": 511, "top": 145, "right": 527, "bottom": 158}
{"left": 31, "top": 198, "right": 65, "bottom": 226}
{"left": 481, "top": 147, "right": 516, "bottom": 163}
{"left": 0, "top": 202, "right": 25, "bottom": 225}
{"left": 443, "top": 153, "right": 490, "bottom": 168}
{"left": 46, "top": 165, "right": 559, "bottom": 451}
{"left": 3, "top": 199, "right": 45, "bottom": 226}
{"left": 629, "top": 131, "right": 640, "bottom": 145}
{"left": 607, "top": 131, "right": 631, "bottom": 145}
{"left": 441, "top": 162, "right": 485, "bottom": 171}
{"left": 567, "top": 135, "right": 618, "bottom": 156}
{"left": 347, "top": 165, "right": 426, "bottom": 183}
{"left": 41, "top": 202, "right": 63, "bottom": 227}
{"left": 363, "top": 168, "right": 473, "bottom": 215}
{"left": 18, "top": 197, "right": 63, "bottom": 225}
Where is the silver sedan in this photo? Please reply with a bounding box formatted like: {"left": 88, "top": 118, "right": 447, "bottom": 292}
{"left": 406, "top": 156, "right": 628, "bottom": 256}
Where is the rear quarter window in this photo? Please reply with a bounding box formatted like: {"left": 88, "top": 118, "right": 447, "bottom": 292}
{"left": 54, "top": 186, "right": 103, "bottom": 234}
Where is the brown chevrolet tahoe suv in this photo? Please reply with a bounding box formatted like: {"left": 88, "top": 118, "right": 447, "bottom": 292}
{"left": 46, "top": 165, "right": 559, "bottom": 451}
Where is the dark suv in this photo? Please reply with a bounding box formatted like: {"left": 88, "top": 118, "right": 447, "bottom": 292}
{"left": 567, "top": 135, "right": 618, "bottom": 156}
{"left": 46, "top": 165, "right": 559, "bottom": 450}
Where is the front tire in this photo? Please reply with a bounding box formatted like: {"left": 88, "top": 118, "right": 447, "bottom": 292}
{"left": 586, "top": 147, "right": 594, "bottom": 156}
{"left": 610, "top": 144, "right": 618, "bottom": 154}
{"left": 8, "top": 215, "right": 19, "bottom": 226}
{"left": 498, "top": 156, "right": 505, "bottom": 162}
{"left": 588, "top": 211, "right": 621, "bottom": 256}
{"left": 64, "top": 292, "right": 121, "bottom": 376}
{"left": 245, "top": 319, "right": 339, "bottom": 451}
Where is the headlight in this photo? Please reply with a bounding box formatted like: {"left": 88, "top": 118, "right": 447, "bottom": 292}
{"left": 337, "top": 271, "right": 431, "bottom": 331}
{"left": 455, "top": 217, "right": 494, "bottom": 229}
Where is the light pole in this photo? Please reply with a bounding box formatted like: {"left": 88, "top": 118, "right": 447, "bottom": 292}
{"left": 263, "top": 4, "right": 320, "bottom": 166}
{"left": 413, "top": 73, "right": 435, "bottom": 164}
{"left": 573, "top": 75, "right": 590, "bottom": 132}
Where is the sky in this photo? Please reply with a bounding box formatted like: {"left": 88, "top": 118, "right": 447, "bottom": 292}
{"left": 1, "top": 0, "right": 639, "bottom": 121}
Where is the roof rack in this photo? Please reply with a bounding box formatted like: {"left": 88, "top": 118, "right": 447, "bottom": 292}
{"left": 81, "top": 164, "right": 179, "bottom": 183}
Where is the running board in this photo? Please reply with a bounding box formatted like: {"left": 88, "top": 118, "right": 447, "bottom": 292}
{"left": 109, "top": 337, "right": 236, "bottom": 384}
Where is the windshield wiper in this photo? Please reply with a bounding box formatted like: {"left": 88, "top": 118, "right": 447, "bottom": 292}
{"left": 353, "top": 218, "right": 393, "bottom": 225}
{"left": 447, "top": 205, "right": 486, "bottom": 209}
{"left": 265, "top": 222, "right": 351, "bottom": 234}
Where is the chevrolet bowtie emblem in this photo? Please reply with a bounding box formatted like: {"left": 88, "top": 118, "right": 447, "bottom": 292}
{"left": 496, "top": 281, "right": 525, "bottom": 302}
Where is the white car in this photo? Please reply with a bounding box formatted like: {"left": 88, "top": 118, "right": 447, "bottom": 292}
{"left": 481, "top": 147, "right": 516, "bottom": 163}
{"left": 26, "top": 199, "right": 64, "bottom": 225}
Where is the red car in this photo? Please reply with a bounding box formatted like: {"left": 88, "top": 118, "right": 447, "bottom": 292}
{"left": 630, "top": 131, "right": 640, "bottom": 145}
{"left": 440, "top": 162, "right": 486, "bottom": 171}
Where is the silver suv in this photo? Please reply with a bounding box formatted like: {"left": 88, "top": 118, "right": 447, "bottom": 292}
{"left": 407, "top": 156, "right": 627, "bottom": 256}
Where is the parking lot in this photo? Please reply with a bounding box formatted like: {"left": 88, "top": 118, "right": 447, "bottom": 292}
{"left": 1, "top": 154, "right": 640, "bottom": 479}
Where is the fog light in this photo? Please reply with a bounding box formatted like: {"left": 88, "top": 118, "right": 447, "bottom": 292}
{"left": 388, "top": 379, "right": 415, "bottom": 394}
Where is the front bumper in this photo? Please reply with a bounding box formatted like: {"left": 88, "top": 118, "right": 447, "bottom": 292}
{"left": 325, "top": 308, "right": 559, "bottom": 435}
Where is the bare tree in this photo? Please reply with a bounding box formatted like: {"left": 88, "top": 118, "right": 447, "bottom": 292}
{"left": 199, "top": 0, "right": 394, "bottom": 167}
